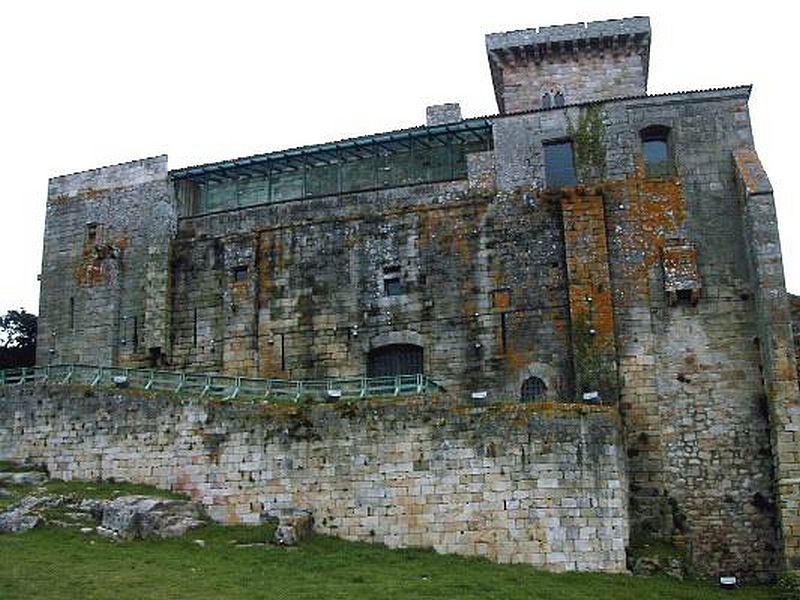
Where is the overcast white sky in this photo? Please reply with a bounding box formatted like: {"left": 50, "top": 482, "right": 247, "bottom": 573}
{"left": 0, "top": 0, "right": 796, "bottom": 316}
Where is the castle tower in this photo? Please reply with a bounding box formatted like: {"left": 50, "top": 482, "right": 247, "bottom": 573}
{"left": 486, "top": 16, "right": 650, "bottom": 114}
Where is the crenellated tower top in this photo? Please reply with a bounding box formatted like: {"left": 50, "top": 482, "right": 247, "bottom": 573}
{"left": 486, "top": 16, "right": 651, "bottom": 114}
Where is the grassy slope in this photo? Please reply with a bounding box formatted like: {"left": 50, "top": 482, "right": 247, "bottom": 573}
{"left": 0, "top": 524, "right": 782, "bottom": 600}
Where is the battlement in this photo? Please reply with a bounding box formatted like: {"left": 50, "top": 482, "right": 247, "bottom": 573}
{"left": 486, "top": 16, "right": 650, "bottom": 53}
{"left": 486, "top": 17, "right": 651, "bottom": 114}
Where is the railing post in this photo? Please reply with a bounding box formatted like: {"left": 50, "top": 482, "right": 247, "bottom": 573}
{"left": 144, "top": 370, "right": 154, "bottom": 390}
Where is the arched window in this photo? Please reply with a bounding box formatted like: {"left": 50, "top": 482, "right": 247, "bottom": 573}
{"left": 553, "top": 91, "right": 565, "bottom": 107}
{"left": 520, "top": 376, "right": 547, "bottom": 402}
{"left": 542, "top": 92, "right": 552, "bottom": 109}
{"left": 367, "top": 344, "right": 423, "bottom": 377}
{"left": 640, "top": 125, "right": 673, "bottom": 177}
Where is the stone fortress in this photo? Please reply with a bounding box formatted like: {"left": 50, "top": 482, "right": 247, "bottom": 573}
{"left": 4, "top": 16, "right": 800, "bottom": 581}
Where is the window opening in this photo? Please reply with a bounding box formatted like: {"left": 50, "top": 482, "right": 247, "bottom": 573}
{"left": 521, "top": 376, "right": 547, "bottom": 402}
{"left": 640, "top": 125, "right": 673, "bottom": 177}
{"left": 69, "top": 297, "right": 75, "bottom": 331}
{"left": 86, "top": 223, "right": 98, "bottom": 244}
{"left": 544, "top": 141, "right": 577, "bottom": 188}
{"left": 232, "top": 265, "right": 248, "bottom": 282}
{"left": 542, "top": 92, "right": 552, "bottom": 109}
{"left": 383, "top": 265, "right": 403, "bottom": 296}
{"left": 367, "top": 344, "right": 423, "bottom": 377}
{"left": 554, "top": 91, "right": 565, "bottom": 107}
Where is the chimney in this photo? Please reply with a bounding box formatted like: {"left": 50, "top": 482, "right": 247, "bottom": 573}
{"left": 426, "top": 103, "right": 462, "bottom": 126}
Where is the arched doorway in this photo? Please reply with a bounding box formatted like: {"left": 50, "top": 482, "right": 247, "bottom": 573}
{"left": 367, "top": 344, "right": 423, "bottom": 377}
{"left": 520, "top": 376, "right": 547, "bottom": 402}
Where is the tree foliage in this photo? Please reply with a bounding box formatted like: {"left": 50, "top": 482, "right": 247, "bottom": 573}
{"left": 0, "top": 309, "right": 37, "bottom": 369}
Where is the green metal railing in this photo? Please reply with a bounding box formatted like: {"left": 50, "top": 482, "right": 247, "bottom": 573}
{"left": 0, "top": 364, "right": 444, "bottom": 403}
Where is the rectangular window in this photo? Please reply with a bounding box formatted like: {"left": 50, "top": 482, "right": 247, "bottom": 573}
{"left": 643, "top": 139, "right": 672, "bottom": 177}
{"left": 544, "top": 141, "right": 577, "bottom": 188}
{"left": 232, "top": 265, "right": 248, "bottom": 282}
{"left": 383, "top": 266, "right": 402, "bottom": 296}
{"left": 86, "top": 223, "right": 98, "bottom": 244}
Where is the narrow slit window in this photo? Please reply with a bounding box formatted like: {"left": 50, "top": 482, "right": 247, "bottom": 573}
{"left": 86, "top": 223, "right": 98, "bottom": 244}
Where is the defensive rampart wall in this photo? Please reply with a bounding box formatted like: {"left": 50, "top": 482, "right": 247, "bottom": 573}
{"left": 0, "top": 385, "right": 627, "bottom": 572}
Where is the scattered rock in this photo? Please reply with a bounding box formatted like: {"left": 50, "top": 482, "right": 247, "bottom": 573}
{"left": 632, "top": 556, "right": 661, "bottom": 576}
{"left": 80, "top": 527, "right": 94, "bottom": 534}
{"left": 193, "top": 539, "right": 205, "bottom": 548}
{"left": 0, "top": 510, "right": 41, "bottom": 533}
{"left": 96, "top": 525, "right": 119, "bottom": 539}
{"left": 0, "top": 471, "right": 48, "bottom": 486}
{"left": 101, "top": 495, "right": 205, "bottom": 540}
{"left": 10, "top": 472, "right": 48, "bottom": 486}
{"left": 272, "top": 508, "right": 314, "bottom": 546}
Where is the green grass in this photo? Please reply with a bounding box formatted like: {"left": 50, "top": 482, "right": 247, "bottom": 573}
{"left": 0, "top": 476, "right": 784, "bottom": 599}
{"left": 0, "top": 525, "right": 782, "bottom": 600}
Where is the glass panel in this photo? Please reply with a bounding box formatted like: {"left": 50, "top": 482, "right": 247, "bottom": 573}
{"left": 381, "top": 151, "right": 412, "bottom": 188}
{"left": 270, "top": 170, "right": 303, "bottom": 202}
{"left": 305, "top": 162, "right": 339, "bottom": 197}
{"left": 342, "top": 156, "right": 375, "bottom": 192}
{"left": 643, "top": 139, "right": 672, "bottom": 177}
{"left": 544, "top": 142, "right": 577, "bottom": 188}
{"left": 429, "top": 144, "right": 452, "bottom": 181}
{"left": 411, "top": 142, "right": 432, "bottom": 184}
{"left": 643, "top": 139, "right": 668, "bottom": 164}
{"left": 204, "top": 181, "right": 237, "bottom": 212}
{"left": 239, "top": 178, "right": 269, "bottom": 207}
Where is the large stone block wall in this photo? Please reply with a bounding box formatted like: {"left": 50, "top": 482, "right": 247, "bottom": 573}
{"left": 486, "top": 87, "right": 788, "bottom": 579}
{"left": 600, "top": 91, "right": 786, "bottom": 579}
{"left": 0, "top": 385, "right": 628, "bottom": 572}
{"left": 37, "top": 156, "right": 175, "bottom": 368}
{"left": 735, "top": 151, "right": 800, "bottom": 572}
{"left": 170, "top": 179, "right": 573, "bottom": 398}
{"left": 493, "top": 52, "right": 647, "bottom": 114}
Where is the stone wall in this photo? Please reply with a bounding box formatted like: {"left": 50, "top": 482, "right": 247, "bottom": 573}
{"left": 170, "top": 179, "right": 573, "bottom": 398}
{"left": 486, "top": 17, "right": 650, "bottom": 113}
{"left": 37, "top": 156, "right": 175, "bottom": 368}
{"left": 0, "top": 385, "right": 628, "bottom": 572}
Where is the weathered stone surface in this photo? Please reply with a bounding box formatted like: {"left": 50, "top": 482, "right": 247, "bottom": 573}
{"left": 0, "top": 385, "right": 628, "bottom": 572}
{"left": 19, "top": 14, "right": 800, "bottom": 580}
{"left": 100, "top": 495, "right": 204, "bottom": 540}
{"left": 272, "top": 509, "right": 314, "bottom": 546}
{"left": 0, "top": 510, "right": 41, "bottom": 533}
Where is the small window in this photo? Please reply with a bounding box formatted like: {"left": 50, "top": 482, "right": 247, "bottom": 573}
{"left": 554, "top": 91, "right": 565, "bottom": 107}
{"left": 86, "top": 223, "right": 98, "bottom": 244}
{"left": 383, "top": 266, "right": 402, "bottom": 296}
{"left": 641, "top": 125, "right": 673, "bottom": 177}
{"left": 232, "top": 265, "right": 248, "bottom": 282}
{"left": 542, "top": 92, "right": 552, "bottom": 109}
{"left": 521, "top": 376, "right": 547, "bottom": 402}
{"left": 544, "top": 141, "right": 577, "bottom": 188}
